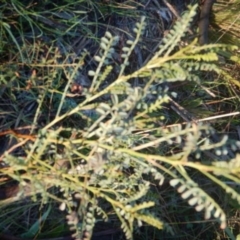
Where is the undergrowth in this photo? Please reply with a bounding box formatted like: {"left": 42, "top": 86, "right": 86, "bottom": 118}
{"left": 0, "top": 1, "right": 240, "bottom": 240}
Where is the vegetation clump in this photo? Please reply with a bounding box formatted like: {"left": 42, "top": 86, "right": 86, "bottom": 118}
{"left": 0, "top": 1, "right": 240, "bottom": 240}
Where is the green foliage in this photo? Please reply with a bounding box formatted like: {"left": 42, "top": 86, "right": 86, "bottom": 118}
{"left": 1, "top": 3, "right": 240, "bottom": 240}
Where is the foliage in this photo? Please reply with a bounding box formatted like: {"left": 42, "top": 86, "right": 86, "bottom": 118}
{"left": 0, "top": 1, "right": 240, "bottom": 240}
{"left": 211, "top": 0, "right": 240, "bottom": 47}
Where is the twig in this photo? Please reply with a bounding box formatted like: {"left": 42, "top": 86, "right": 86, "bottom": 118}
{"left": 198, "top": 0, "right": 215, "bottom": 45}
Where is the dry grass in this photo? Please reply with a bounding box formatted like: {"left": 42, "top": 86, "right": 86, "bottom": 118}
{"left": 0, "top": 1, "right": 240, "bottom": 240}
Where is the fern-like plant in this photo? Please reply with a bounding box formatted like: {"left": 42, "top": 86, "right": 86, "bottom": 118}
{"left": 1, "top": 4, "right": 240, "bottom": 240}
